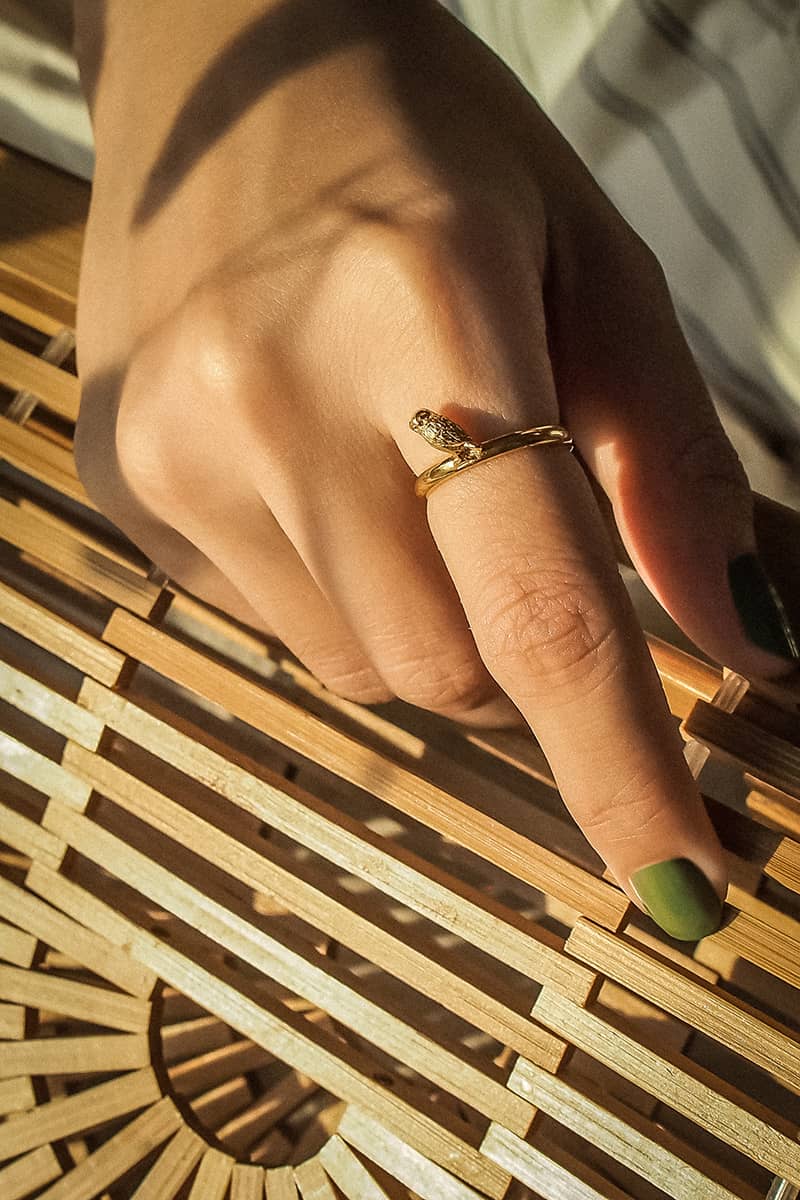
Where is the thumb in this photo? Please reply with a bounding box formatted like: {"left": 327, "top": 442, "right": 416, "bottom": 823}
{"left": 546, "top": 228, "right": 800, "bottom": 680}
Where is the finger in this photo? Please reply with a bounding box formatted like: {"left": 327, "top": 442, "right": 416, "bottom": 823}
{"left": 393, "top": 405, "right": 727, "bottom": 942}
{"left": 546, "top": 219, "right": 800, "bottom": 680}
{"left": 254, "top": 427, "right": 523, "bottom": 727}
{"left": 159, "top": 491, "right": 395, "bottom": 705}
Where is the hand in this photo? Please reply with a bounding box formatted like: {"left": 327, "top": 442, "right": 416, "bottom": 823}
{"left": 73, "top": 0, "right": 798, "bottom": 939}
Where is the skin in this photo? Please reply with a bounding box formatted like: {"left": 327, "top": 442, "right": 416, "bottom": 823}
{"left": 71, "top": 0, "right": 797, "bottom": 922}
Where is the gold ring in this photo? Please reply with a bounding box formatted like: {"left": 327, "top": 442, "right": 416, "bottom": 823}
{"left": 409, "top": 409, "right": 574, "bottom": 497}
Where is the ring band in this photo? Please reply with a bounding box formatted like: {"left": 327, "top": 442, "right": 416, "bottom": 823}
{"left": 409, "top": 409, "right": 574, "bottom": 497}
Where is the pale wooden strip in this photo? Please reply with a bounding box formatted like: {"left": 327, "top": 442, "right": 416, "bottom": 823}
{"left": 0, "top": 918, "right": 36, "bottom": 967}
{"left": 765, "top": 837, "right": 800, "bottom": 895}
{"left": 0, "top": 1144, "right": 61, "bottom": 1200}
{"left": 709, "top": 895, "right": 800, "bottom": 991}
{"left": 82, "top": 915, "right": 510, "bottom": 1198}
{"left": 683, "top": 701, "right": 800, "bottom": 796}
{"left": 647, "top": 636, "right": 722, "bottom": 707}
{"left": 507, "top": 1056, "right": 743, "bottom": 1200}
{"left": 43, "top": 800, "right": 534, "bottom": 1140}
{"left": 215, "top": 1071, "right": 315, "bottom": 1150}
{"left": 337, "top": 1104, "right": 485, "bottom": 1200}
{"left": 0, "top": 1034, "right": 150, "bottom": 1078}
{"left": 746, "top": 789, "right": 800, "bottom": 839}
{"left": 294, "top": 1157, "right": 338, "bottom": 1200}
{"left": 0, "top": 874, "right": 154, "bottom": 997}
{"left": 77, "top": 679, "right": 596, "bottom": 1006}
{"left": 231, "top": 1163, "right": 267, "bottom": 1200}
{"left": 0, "top": 501, "right": 159, "bottom": 617}
{"left": 35, "top": 1095, "right": 182, "bottom": 1200}
{"left": 101, "top": 610, "right": 626, "bottom": 932}
{"left": 0, "top": 340, "right": 79, "bottom": 421}
{"left": 0, "top": 733, "right": 91, "bottom": 809}
{"left": 266, "top": 1166, "right": 299, "bottom": 1200}
{"left": 0, "top": 1067, "right": 160, "bottom": 1159}
{"left": 0, "top": 1075, "right": 35, "bottom": 1115}
{"left": 0, "top": 965, "right": 150, "bottom": 1032}
{"left": 533, "top": 988, "right": 800, "bottom": 1183}
{"left": 64, "top": 739, "right": 562, "bottom": 1072}
{"left": 0, "top": 415, "right": 92, "bottom": 507}
{"left": 0, "top": 646, "right": 107, "bottom": 751}
{"left": 0, "top": 798, "right": 66, "bottom": 869}
{"left": 29, "top": 848, "right": 508, "bottom": 1197}
{"left": 130, "top": 1124, "right": 205, "bottom": 1200}
{"left": 481, "top": 1121, "right": 630, "bottom": 1200}
{"left": 188, "top": 1148, "right": 234, "bottom": 1200}
{"left": 0, "top": 581, "right": 126, "bottom": 686}
{"left": 318, "top": 1134, "right": 394, "bottom": 1199}
{"left": 169, "top": 1039, "right": 272, "bottom": 1096}
{"left": 0, "top": 1001, "right": 25, "bottom": 1039}
{"left": 566, "top": 919, "right": 800, "bottom": 1095}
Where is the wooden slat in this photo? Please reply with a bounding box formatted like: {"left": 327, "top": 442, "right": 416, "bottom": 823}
{"left": 336, "top": 1104, "right": 485, "bottom": 1200}
{"left": 0, "top": 874, "right": 154, "bottom": 997}
{"left": 0, "top": 1034, "right": 150, "bottom": 1078}
{"left": 0, "top": 1144, "right": 61, "bottom": 1200}
{"left": 35, "top": 1095, "right": 182, "bottom": 1200}
{"left": 707, "top": 900, "right": 800, "bottom": 992}
{"left": 533, "top": 988, "right": 800, "bottom": 1184}
{"left": 0, "top": 799, "right": 66, "bottom": 869}
{"left": 100, "top": 610, "right": 626, "bottom": 933}
{"left": 294, "top": 1157, "right": 339, "bottom": 1200}
{"left": 766, "top": 837, "right": 800, "bottom": 894}
{"left": 0, "top": 965, "right": 150, "bottom": 1032}
{"left": 0, "top": 340, "right": 79, "bottom": 421}
{"left": 0, "top": 499, "right": 159, "bottom": 616}
{"left": 507, "top": 1056, "right": 745, "bottom": 1200}
{"left": 566, "top": 919, "right": 800, "bottom": 1095}
{"left": 0, "top": 660, "right": 104, "bottom": 748}
{"left": 0, "top": 1075, "right": 35, "bottom": 1115}
{"left": 49, "top": 754, "right": 547, "bottom": 1129}
{"left": 76, "top": 677, "right": 596, "bottom": 1006}
{"left": 266, "top": 1166, "right": 299, "bottom": 1200}
{"left": 0, "top": 919, "right": 36, "bottom": 967}
{"left": 187, "top": 1148, "right": 234, "bottom": 1200}
{"left": 231, "top": 1163, "right": 267, "bottom": 1200}
{"left": 38, "top": 802, "right": 533, "bottom": 1164}
{"left": 0, "top": 581, "right": 126, "bottom": 686}
{"left": 0, "top": 415, "right": 92, "bottom": 506}
{"left": 0, "top": 733, "right": 91, "bottom": 809}
{"left": 63, "top": 736, "right": 563, "bottom": 1073}
{"left": 0, "top": 1001, "right": 25, "bottom": 1039}
{"left": 481, "top": 1122, "right": 631, "bottom": 1200}
{"left": 684, "top": 702, "right": 800, "bottom": 797}
{"left": 130, "top": 1124, "right": 205, "bottom": 1200}
{"left": 0, "top": 145, "right": 86, "bottom": 306}
{"left": 318, "top": 1135, "right": 394, "bottom": 1200}
{"left": 0, "top": 263, "right": 75, "bottom": 334}
{"left": 0, "top": 1067, "right": 160, "bottom": 1159}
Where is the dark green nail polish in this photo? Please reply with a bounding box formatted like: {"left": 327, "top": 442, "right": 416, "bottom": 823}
{"left": 728, "top": 553, "right": 799, "bottom": 660}
{"left": 629, "top": 858, "right": 723, "bottom": 941}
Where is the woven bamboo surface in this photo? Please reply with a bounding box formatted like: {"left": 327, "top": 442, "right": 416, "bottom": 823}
{"left": 1, "top": 141, "right": 800, "bottom": 1199}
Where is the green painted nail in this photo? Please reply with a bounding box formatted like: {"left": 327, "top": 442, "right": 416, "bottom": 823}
{"left": 629, "top": 858, "right": 723, "bottom": 941}
{"left": 728, "top": 553, "right": 799, "bottom": 660}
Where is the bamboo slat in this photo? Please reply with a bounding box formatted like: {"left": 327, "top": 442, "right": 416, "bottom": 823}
{"left": 0, "top": 1144, "right": 61, "bottom": 1200}
{"left": 187, "top": 1148, "right": 235, "bottom": 1200}
{"left": 0, "top": 339, "right": 80, "bottom": 421}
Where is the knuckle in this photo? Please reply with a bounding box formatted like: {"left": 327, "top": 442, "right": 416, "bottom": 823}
{"left": 387, "top": 653, "right": 495, "bottom": 715}
{"left": 473, "top": 555, "right": 620, "bottom": 695}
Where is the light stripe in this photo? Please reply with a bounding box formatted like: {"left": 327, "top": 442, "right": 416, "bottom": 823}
{"left": 578, "top": 53, "right": 800, "bottom": 382}
{"left": 637, "top": 0, "right": 800, "bottom": 240}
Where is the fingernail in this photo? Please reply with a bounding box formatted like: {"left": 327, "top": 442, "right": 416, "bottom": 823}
{"left": 629, "top": 858, "right": 723, "bottom": 941}
{"left": 728, "top": 553, "right": 799, "bottom": 661}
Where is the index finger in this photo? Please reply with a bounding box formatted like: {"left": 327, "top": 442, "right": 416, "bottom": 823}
{"left": 399, "top": 406, "right": 727, "bottom": 942}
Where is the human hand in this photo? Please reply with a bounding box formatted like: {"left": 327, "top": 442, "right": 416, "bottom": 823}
{"left": 73, "top": 0, "right": 798, "bottom": 939}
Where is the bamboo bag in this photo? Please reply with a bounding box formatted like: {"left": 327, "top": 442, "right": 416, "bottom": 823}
{"left": 1, "top": 142, "right": 800, "bottom": 1200}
